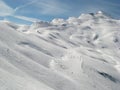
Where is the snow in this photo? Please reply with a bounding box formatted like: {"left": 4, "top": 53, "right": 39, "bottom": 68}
{"left": 0, "top": 12, "right": 120, "bottom": 90}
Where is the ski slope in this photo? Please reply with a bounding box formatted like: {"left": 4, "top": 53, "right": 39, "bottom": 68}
{"left": 0, "top": 11, "right": 120, "bottom": 90}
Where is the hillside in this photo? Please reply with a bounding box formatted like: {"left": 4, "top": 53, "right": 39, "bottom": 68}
{"left": 0, "top": 11, "right": 120, "bottom": 90}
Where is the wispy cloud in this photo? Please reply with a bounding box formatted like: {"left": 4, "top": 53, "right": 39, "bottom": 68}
{"left": 0, "top": 0, "right": 40, "bottom": 22}
{"left": 0, "top": 0, "right": 71, "bottom": 20}
{"left": 13, "top": 15, "right": 40, "bottom": 22}
{"left": 0, "top": 0, "right": 70, "bottom": 22}
{"left": 34, "top": 0, "right": 70, "bottom": 15}
{"left": 13, "top": 0, "right": 70, "bottom": 16}
{"left": 0, "top": 0, "right": 14, "bottom": 16}
{"left": 14, "top": 1, "right": 37, "bottom": 13}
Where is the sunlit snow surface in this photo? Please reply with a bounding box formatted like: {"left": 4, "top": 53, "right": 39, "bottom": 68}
{"left": 0, "top": 12, "right": 120, "bottom": 90}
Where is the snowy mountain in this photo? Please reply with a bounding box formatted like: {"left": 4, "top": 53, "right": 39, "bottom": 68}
{"left": 0, "top": 11, "right": 120, "bottom": 90}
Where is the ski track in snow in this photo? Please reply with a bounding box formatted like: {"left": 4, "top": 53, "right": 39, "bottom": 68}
{"left": 0, "top": 11, "right": 120, "bottom": 90}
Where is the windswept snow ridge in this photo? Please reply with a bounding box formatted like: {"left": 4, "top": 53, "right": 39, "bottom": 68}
{"left": 0, "top": 11, "right": 120, "bottom": 90}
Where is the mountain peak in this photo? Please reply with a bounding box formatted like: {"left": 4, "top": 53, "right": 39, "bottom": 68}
{"left": 97, "top": 11, "right": 103, "bottom": 14}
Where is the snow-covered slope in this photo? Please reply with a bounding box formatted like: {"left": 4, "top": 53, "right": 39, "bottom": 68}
{"left": 0, "top": 11, "right": 120, "bottom": 90}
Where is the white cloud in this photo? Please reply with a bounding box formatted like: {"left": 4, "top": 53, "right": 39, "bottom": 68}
{"left": 14, "top": 1, "right": 37, "bottom": 12}
{"left": 0, "top": 0, "right": 14, "bottom": 16}
{"left": 13, "top": 15, "right": 40, "bottom": 22}
{"left": 0, "top": 0, "right": 70, "bottom": 23}
{"left": 35, "top": 0, "right": 70, "bottom": 15}
{"left": 0, "top": 0, "right": 40, "bottom": 22}
{"left": 13, "top": 0, "right": 70, "bottom": 16}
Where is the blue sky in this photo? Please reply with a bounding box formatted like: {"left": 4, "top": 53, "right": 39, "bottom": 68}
{"left": 0, "top": 0, "right": 120, "bottom": 24}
